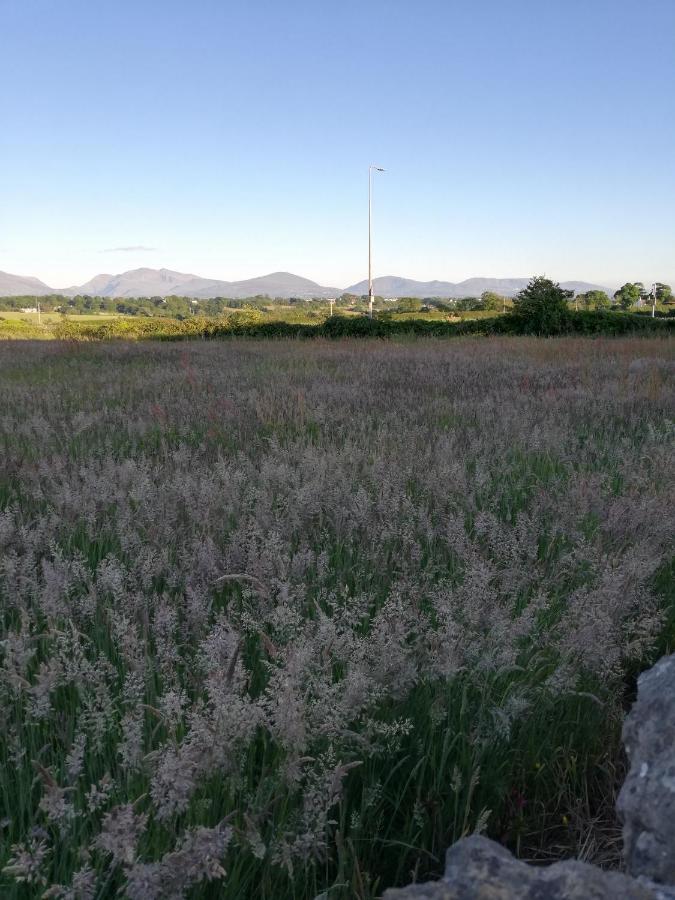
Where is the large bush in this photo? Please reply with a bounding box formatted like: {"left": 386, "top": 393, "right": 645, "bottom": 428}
{"left": 511, "top": 276, "right": 572, "bottom": 334}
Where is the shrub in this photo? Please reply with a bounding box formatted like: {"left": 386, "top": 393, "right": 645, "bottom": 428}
{"left": 511, "top": 276, "right": 572, "bottom": 334}
{"left": 319, "top": 315, "right": 390, "bottom": 337}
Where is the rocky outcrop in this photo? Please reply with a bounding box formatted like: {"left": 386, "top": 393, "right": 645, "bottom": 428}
{"left": 618, "top": 654, "right": 675, "bottom": 885}
{"left": 385, "top": 653, "right": 675, "bottom": 900}
{"left": 385, "top": 835, "right": 663, "bottom": 899}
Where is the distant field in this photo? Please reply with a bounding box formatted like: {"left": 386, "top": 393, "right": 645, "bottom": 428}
{"left": 0, "top": 311, "right": 121, "bottom": 322}
{"left": 389, "top": 309, "right": 501, "bottom": 321}
{"left": 0, "top": 336, "right": 673, "bottom": 898}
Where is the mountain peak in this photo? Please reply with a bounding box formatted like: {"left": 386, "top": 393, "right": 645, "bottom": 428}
{"left": 0, "top": 268, "right": 614, "bottom": 299}
{"left": 0, "top": 271, "right": 54, "bottom": 295}
{"left": 343, "top": 275, "right": 613, "bottom": 299}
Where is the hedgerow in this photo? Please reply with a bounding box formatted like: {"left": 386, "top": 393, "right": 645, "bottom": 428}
{"left": 0, "top": 310, "right": 673, "bottom": 342}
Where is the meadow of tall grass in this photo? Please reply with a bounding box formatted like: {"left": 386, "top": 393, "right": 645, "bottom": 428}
{"left": 0, "top": 336, "right": 673, "bottom": 898}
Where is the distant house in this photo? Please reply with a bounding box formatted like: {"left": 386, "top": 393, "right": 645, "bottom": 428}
{"left": 20, "top": 307, "right": 39, "bottom": 313}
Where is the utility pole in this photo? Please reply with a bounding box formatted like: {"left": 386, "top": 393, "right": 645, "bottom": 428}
{"left": 651, "top": 282, "right": 657, "bottom": 318}
{"left": 368, "top": 165, "right": 385, "bottom": 319}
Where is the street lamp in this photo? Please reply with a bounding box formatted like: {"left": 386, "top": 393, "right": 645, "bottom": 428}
{"left": 368, "top": 165, "right": 385, "bottom": 319}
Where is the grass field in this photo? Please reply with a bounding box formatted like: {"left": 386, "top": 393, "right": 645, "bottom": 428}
{"left": 0, "top": 336, "right": 673, "bottom": 898}
{"left": 0, "top": 311, "right": 122, "bottom": 323}
{"left": 0, "top": 310, "right": 121, "bottom": 326}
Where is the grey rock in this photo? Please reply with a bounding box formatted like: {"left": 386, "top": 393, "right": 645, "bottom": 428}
{"left": 387, "top": 653, "right": 675, "bottom": 900}
{"left": 383, "top": 835, "right": 659, "bottom": 899}
{"left": 618, "top": 655, "right": 675, "bottom": 884}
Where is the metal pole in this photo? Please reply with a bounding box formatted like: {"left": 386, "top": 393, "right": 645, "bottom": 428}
{"left": 368, "top": 166, "right": 384, "bottom": 319}
{"left": 368, "top": 167, "right": 373, "bottom": 319}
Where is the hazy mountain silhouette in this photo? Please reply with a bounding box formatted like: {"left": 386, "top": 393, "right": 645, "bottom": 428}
{"left": 0, "top": 271, "right": 56, "bottom": 296}
{"left": 0, "top": 267, "right": 612, "bottom": 299}
{"left": 344, "top": 275, "right": 612, "bottom": 298}
{"left": 59, "top": 268, "right": 339, "bottom": 299}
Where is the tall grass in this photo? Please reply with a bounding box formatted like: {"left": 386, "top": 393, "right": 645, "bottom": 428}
{"left": 0, "top": 336, "right": 673, "bottom": 898}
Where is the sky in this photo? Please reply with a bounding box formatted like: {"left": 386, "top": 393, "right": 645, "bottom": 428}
{"left": 1, "top": 0, "right": 674, "bottom": 291}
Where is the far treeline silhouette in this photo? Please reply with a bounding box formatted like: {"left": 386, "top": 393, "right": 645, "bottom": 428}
{"left": 0, "top": 277, "right": 673, "bottom": 341}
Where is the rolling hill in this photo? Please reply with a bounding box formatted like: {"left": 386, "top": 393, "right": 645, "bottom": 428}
{"left": 343, "top": 276, "right": 612, "bottom": 298}
{"left": 61, "top": 269, "right": 339, "bottom": 299}
{"left": 0, "top": 271, "right": 57, "bottom": 297}
{"left": 1, "top": 268, "right": 614, "bottom": 299}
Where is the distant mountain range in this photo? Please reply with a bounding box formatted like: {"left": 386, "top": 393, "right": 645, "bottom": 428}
{"left": 0, "top": 267, "right": 613, "bottom": 299}
{"left": 58, "top": 269, "right": 341, "bottom": 300}
{"left": 0, "top": 271, "right": 55, "bottom": 296}
{"left": 344, "top": 276, "right": 612, "bottom": 298}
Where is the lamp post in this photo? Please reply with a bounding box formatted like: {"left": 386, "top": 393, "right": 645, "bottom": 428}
{"left": 368, "top": 165, "right": 385, "bottom": 319}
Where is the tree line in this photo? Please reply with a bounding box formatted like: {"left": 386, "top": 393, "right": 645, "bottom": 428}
{"left": 0, "top": 282, "right": 672, "bottom": 318}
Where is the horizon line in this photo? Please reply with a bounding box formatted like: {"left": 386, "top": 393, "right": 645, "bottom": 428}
{"left": 0, "top": 265, "right": 623, "bottom": 293}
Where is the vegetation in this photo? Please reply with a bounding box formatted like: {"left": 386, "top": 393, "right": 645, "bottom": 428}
{"left": 655, "top": 283, "right": 673, "bottom": 303}
{"left": 0, "top": 336, "right": 673, "bottom": 898}
{"left": 480, "top": 290, "right": 509, "bottom": 311}
{"left": 3, "top": 277, "right": 673, "bottom": 344}
{"left": 575, "top": 290, "right": 611, "bottom": 311}
{"left": 611, "top": 282, "right": 672, "bottom": 311}
{"left": 510, "top": 276, "right": 573, "bottom": 334}
{"left": 0, "top": 295, "right": 673, "bottom": 345}
{"left": 614, "top": 283, "right": 646, "bottom": 311}
{"left": 2, "top": 279, "right": 671, "bottom": 321}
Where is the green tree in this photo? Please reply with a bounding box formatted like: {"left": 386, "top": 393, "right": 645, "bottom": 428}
{"left": 480, "top": 290, "right": 507, "bottom": 311}
{"left": 655, "top": 283, "right": 673, "bottom": 303}
{"left": 613, "top": 282, "right": 642, "bottom": 310}
{"left": 454, "top": 296, "right": 482, "bottom": 312}
{"left": 578, "top": 290, "right": 611, "bottom": 310}
{"left": 511, "top": 276, "right": 572, "bottom": 334}
{"left": 396, "top": 297, "right": 422, "bottom": 312}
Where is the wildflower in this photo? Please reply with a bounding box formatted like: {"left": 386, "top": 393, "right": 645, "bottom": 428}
{"left": 2, "top": 837, "right": 50, "bottom": 886}
{"left": 124, "top": 824, "right": 232, "bottom": 899}
{"left": 94, "top": 804, "right": 147, "bottom": 866}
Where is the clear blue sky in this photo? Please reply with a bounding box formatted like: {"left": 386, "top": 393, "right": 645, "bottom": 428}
{"left": 1, "top": 0, "right": 674, "bottom": 290}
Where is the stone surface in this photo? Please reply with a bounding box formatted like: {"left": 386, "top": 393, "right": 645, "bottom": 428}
{"left": 618, "top": 654, "right": 675, "bottom": 884}
{"left": 385, "top": 653, "right": 675, "bottom": 900}
{"left": 383, "top": 835, "right": 660, "bottom": 899}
